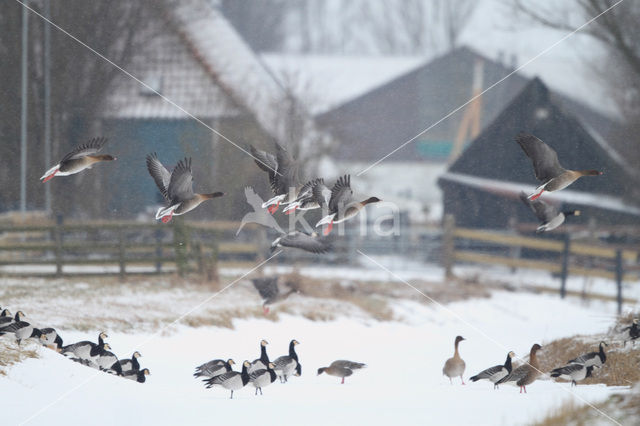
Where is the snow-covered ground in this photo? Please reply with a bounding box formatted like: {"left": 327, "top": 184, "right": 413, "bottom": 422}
{"left": 1, "top": 287, "right": 629, "bottom": 426}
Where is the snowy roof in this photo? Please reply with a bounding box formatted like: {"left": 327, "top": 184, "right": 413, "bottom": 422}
{"left": 106, "top": 0, "right": 328, "bottom": 146}
{"left": 260, "top": 54, "right": 428, "bottom": 114}
{"left": 440, "top": 171, "right": 640, "bottom": 216}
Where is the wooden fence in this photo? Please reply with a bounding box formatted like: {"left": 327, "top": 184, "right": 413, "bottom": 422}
{"left": 0, "top": 219, "right": 262, "bottom": 280}
{"left": 441, "top": 215, "right": 639, "bottom": 313}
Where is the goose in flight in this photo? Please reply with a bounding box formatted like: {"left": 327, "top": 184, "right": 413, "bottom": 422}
{"left": 519, "top": 191, "right": 580, "bottom": 232}
{"left": 40, "top": 137, "right": 115, "bottom": 182}
{"left": 250, "top": 143, "right": 300, "bottom": 214}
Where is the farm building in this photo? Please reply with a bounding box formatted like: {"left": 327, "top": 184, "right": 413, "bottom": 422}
{"left": 438, "top": 77, "right": 640, "bottom": 229}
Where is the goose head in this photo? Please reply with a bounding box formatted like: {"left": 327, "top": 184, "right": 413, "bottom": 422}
{"left": 362, "top": 196, "right": 382, "bottom": 205}
{"left": 227, "top": 359, "right": 235, "bottom": 366}
{"left": 317, "top": 367, "right": 326, "bottom": 376}
{"left": 508, "top": 351, "right": 516, "bottom": 358}
{"left": 454, "top": 336, "right": 465, "bottom": 344}
{"left": 260, "top": 339, "right": 269, "bottom": 347}
{"left": 142, "top": 368, "right": 151, "bottom": 376}
{"left": 268, "top": 362, "right": 276, "bottom": 369}
{"left": 133, "top": 351, "right": 142, "bottom": 359}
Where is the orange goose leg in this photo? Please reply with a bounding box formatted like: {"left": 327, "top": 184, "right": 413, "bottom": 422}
{"left": 42, "top": 168, "right": 59, "bottom": 183}
{"left": 161, "top": 211, "right": 174, "bottom": 223}
{"left": 285, "top": 205, "right": 298, "bottom": 215}
{"left": 323, "top": 221, "right": 334, "bottom": 236}
{"left": 341, "top": 377, "right": 344, "bottom": 384}
{"left": 268, "top": 201, "right": 280, "bottom": 214}
{"left": 529, "top": 189, "right": 544, "bottom": 201}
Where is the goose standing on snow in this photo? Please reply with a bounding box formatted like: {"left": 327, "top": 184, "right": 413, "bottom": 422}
{"left": 0, "top": 309, "right": 14, "bottom": 327}
{"left": 40, "top": 137, "right": 116, "bottom": 183}
{"left": 273, "top": 339, "right": 300, "bottom": 383}
{"left": 317, "top": 360, "right": 367, "bottom": 384}
{"left": 61, "top": 331, "right": 108, "bottom": 362}
{"left": 251, "top": 277, "right": 297, "bottom": 315}
{"left": 146, "top": 154, "right": 225, "bottom": 223}
{"left": 118, "top": 351, "right": 142, "bottom": 373}
{"left": 470, "top": 351, "right": 515, "bottom": 389}
{"left": 282, "top": 177, "right": 331, "bottom": 214}
{"left": 315, "top": 175, "right": 381, "bottom": 235}
{"left": 96, "top": 343, "right": 123, "bottom": 375}
{"left": 194, "top": 358, "right": 234, "bottom": 379}
{"left": 0, "top": 311, "right": 42, "bottom": 345}
{"left": 516, "top": 133, "right": 602, "bottom": 200}
{"left": 550, "top": 364, "right": 594, "bottom": 386}
{"left": 249, "top": 362, "right": 277, "bottom": 395}
{"left": 123, "top": 368, "right": 150, "bottom": 383}
{"left": 249, "top": 142, "right": 300, "bottom": 214}
{"left": 271, "top": 230, "right": 333, "bottom": 254}
{"left": 495, "top": 343, "right": 543, "bottom": 393}
{"left": 40, "top": 327, "right": 64, "bottom": 351}
{"left": 249, "top": 339, "right": 270, "bottom": 372}
{"left": 519, "top": 191, "right": 580, "bottom": 232}
{"left": 443, "top": 336, "right": 466, "bottom": 385}
{"left": 568, "top": 341, "right": 608, "bottom": 368}
{"left": 621, "top": 319, "right": 639, "bottom": 347}
{"left": 203, "top": 360, "right": 251, "bottom": 399}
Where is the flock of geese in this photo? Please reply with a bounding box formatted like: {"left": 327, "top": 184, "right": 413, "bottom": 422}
{"left": 193, "top": 339, "right": 366, "bottom": 398}
{"left": 0, "top": 307, "right": 150, "bottom": 383}
{"left": 443, "top": 320, "right": 639, "bottom": 393}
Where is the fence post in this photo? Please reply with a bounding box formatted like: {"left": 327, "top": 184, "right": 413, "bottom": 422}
{"left": 155, "top": 228, "right": 163, "bottom": 273}
{"left": 442, "top": 214, "right": 455, "bottom": 279}
{"left": 615, "top": 249, "right": 623, "bottom": 315}
{"left": 208, "top": 232, "right": 219, "bottom": 282}
{"left": 118, "top": 227, "right": 125, "bottom": 282}
{"left": 54, "top": 214, "right": 63, "bottom": 277}
{"left": 560, "top": 233, "right": 570, "bottom": 299}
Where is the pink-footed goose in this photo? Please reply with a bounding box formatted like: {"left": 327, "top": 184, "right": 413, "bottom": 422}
{"left": 442, "top": 335, "right": 466, "bottom": 385}
{"left": 40, "top": 137, "right": 115, "bottom": 182}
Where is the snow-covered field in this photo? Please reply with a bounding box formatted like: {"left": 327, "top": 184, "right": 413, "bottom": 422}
{"left": 1, "top": 285, "right": 629, "bottom": 426}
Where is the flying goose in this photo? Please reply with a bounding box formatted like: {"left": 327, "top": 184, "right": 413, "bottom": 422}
{"left": 317, "top": 360, "right": 367, "bottom": 384}
{"left": 516, "top": 133, "right": 602, "bottom": 200}
{"left": 282, "top": 177, "right": 330, "bottom": 214}
{"left": 40, "top": 137, "right": 115, "bottom": 183}
{"left": 0, "top": 312, "right": 42, "bottom": 346}
{"left": 40, "top": 327, "right": 64, "bottom": 351}
{"left": 270, "top": 230, "right": 332, "bottom": 254}
{"left": 621, "top": 318, "right": 639, "bottom": 347}
{"left": 203, "top": 360, "right": 251, "bottom": 399}
{"left": 315, "top": 175, "right": 381, "bottom": 235}
{"left": 146, "top": 154, "right": 225, "bottom": 223}
{"left": 273, "top": 339, "right": 300, "bottom": 383}
{"left": 470, "top": 351, "right": 515, "bottom": 389}
{"left": 495, "top": 344, "right": 542, "bottom": 393}
{"left": 61, "top": 331, "right": 108, "bottom": 362}
{"left": 519, "top": 191, "right": 580, "bottom": 232}
{"left": 118, "top": 351, "right": 142, "bottom": 372}
{"left": 251, "top": 277, "right": 297, "bottom": 315}
{"left": 194, "top": 358, "right": 234, "bottom": 379}
{"left": 550, "top": 363, "right": 594, "bottom": 386}
{"left": 249, "top": 362, "right": 277, "bottom": 395}
{"left": 568, "top": 341, "right": 607, "bottom": 368}
{"left": 442, "top": 336, "right": 466, "bottom": 385}
{"left": 123, "top": 368, "right": 150, "bottom": 383}
{"left": 248, "top": 339, "right": 270, "bottom": 372}
{"left": 250, "top": 143, "right": 300, "bottom": 214}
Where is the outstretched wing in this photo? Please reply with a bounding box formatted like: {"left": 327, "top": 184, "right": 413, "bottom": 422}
{"left": 515, "top": 133, "right": 566, "bottom": 183}
{"left": 519, "top": 191, "right": 558, "bottom": 222}
{"left": 328, "top": 175, "right": 353, "bottom": 212}
{"left": 280, "top": 232, "right": 332, "bottom": 254}
{"left": 250, "top": 145, "right": 279, "bottom": 195}
{"left": 167, "top": 158, "right": 194, "bottom": 202}
{"left": 273, "top": 142, "right": 299, "bottom": 195}
{"left": 311, "top": 179, "right": 331, "bottom": 209}
{"left": 61, "top": 137, "right": 108, "bottom": 162}
{"left": 146, "top": 153, "right": 172, "bottom": 200}
{"left": 251, "top": 277, "right": 279, "bottom": 301}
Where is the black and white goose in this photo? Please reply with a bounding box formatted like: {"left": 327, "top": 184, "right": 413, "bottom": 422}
{"left": 203, "top": 360, "right": 251, "bottom": 399}
{"left": 568, "top": 341, "right": 608, "bottom": 368}
{"left": 621, "top": 318, "right": 639, "bottom": 347}
{"left": 248, "top": 339, "right": 270, "bottom": 373}
{"left": 470, "top": 351, "right": 515, "bottom": 389}
{"left": 118, "top": 351, "right": 142, "bottom": 372}
{"left": 40, "top": 327, "right": 64, "bottom": 351}
{"left": 96, "top": 343, "right": 123, "bottom": 375}
{"left": 123, "top": 368, "right": 150, "bottom": 383}
{"left": 194, "top": 358, "right": 235, "bottom": 379}
{"left": 550, "top": 364, "right": 594, "bottom": 386}
{"left": 249, "top": 362, "right": 277, "bottom": 395}
{"left": 0, "top": 311, "right": 42, "bottom": 345}
{"left": 519, "top": 191, "right": 580, "bottom": 232}
{"left": 273, "top": 339, "right": 300, "bottom": 383}
{"left": 270, "top": 230, "right": 332, "bottom": 254}
{"left": 315, "top": 175, "right": 381, "bottom": 235}
{"left": 251, "top": 277, "right": 297, "bottom": 315}
{"left": 0, "top": 309, "right": 16, "bottom": 328}
{"left": 61, "top": 331, "right": 108, "bottom": 362}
